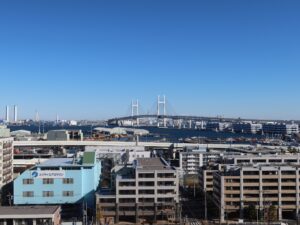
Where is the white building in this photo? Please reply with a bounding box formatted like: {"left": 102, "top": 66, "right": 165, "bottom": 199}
{"left": 0, "top": 136, "right": 13, "bottom": 188}
{"left": 206, "top": 122, "right": 230, "bottom": 131}
{"left": 68, "top": 120, "right": 78, "bottom": 126}
{"left": 96, "top": 158, "right": 180, "bottom": 224}
{"left": 179, "top": 147, "right": 221, "bottom": 175}
{"left": 47, "top": 130, "right": 83, "bottom": 141}
{"left": 85, "top": 146, "right": 150, "bottom": 164}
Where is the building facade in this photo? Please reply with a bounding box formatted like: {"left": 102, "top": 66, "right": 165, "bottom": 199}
{"left": 0, "top": 137, "right": 13, "bottom": 188}
{"left": 213, "top": 164, "right": 300, "bottom": 222}
{"left": 47, "top": 130, "right": 83, "bottom": 141}
{"left": 14, "top": 152, "right": 101, "bottom": 207}
{"left": 223, "top": 154, "right": 300, "bottom": 165}
{"left": 96, "top": 158, "right": 180, "bottom": 225}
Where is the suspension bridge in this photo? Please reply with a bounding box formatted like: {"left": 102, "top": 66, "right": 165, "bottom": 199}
{"left": 107, "top": 95, "right": 241, "bottom": 128}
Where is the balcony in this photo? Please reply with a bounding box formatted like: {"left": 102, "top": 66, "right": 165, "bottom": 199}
{"left": 281, "top": 182, "right": 296, "bottom": 186}
{"left": 224, "top": 183, "right": 240, "bottom": 187}
{"left": 281, "top": 190, "right": 296, "bottom": 194}
{"left": 281, "top": 205, "right": 296, "bottom": 209}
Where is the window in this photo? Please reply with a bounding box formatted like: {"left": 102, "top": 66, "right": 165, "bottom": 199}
{"left": 43, "top": 178, "right": 54, "bottom": 184}
{"left": 138, "top": 173, "right": 155, "bottom": 178}
{"left": 23, "top": 191, "right": 34, "bottom": 197}
{"left": 43, "top": 191, "right": 54, "bottom": 197}
{"left": 139, "top": 190, "right": 155, "bottom": 195}
{"left": 63, "top": 191, "right": 74, "bottom": 197}
{"left": 119, "top": 190, "right": 135, "bottom": 195}
{"left": 23, "top": 179, "right": 34, "bottom": 185}
{"left": 63, "top": 178, "right": 74, "bottom": 184}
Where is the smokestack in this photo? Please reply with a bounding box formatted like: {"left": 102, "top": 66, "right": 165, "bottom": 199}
{"left": 14, "top": 105, "right": 18, "bottom": 123}
{"left": 6, "top": 106, "right": 9, "bottom": 122}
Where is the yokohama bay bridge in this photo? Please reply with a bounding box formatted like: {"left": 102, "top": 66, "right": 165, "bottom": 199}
{"left": 107, "top": 95, "right": 286, "bottom": 128}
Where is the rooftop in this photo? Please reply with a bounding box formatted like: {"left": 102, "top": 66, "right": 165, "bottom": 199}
{"left": 39, "top": 158, "right": 76, "bottom": 166}
{"left": 37, "top": 152, "right": 96, "bottom": 167}
{"left": 135, "top": 158, "right": 174, "bottom": 171}
{"left": 0, "top": 206, "right": 60, "bottom": 217}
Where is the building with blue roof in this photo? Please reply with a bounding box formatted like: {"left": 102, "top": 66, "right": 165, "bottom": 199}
{"left": 14, "top": 152, "right": 101, "bottom": 208}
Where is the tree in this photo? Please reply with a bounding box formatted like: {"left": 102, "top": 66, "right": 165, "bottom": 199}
{"left": 244, "top": 204, "right": 257, "bottom": 221}
{"left": 268, "top": 205, "right": 278, "bottom": 222}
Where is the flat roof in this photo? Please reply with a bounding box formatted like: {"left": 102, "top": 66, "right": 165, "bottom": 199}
{"left": 40, "top": 158, "right": 75, "bottom": 166}
{"left": 0, "top": 206, "right": 60, "bottom": 218}
{"left": 135, "top": 158, "right": 174, "bottom": 171}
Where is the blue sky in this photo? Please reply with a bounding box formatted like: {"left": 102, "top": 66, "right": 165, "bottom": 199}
{"left": 0, "top": 0, "right": 300, "bottom": 120}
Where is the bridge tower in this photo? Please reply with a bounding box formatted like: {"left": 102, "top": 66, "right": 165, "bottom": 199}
{"left": 157, "top": 95, "right": 167, "bottom": 127}
{"left": 131, "top": 99, "right": 139, "bottom": 126}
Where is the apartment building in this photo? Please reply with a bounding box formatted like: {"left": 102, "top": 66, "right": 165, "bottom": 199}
{"left": 96, "top": 158, "right": 180, "bottom": 225}
{"left": 0, "top": 137, "right": 13, "bottom": 189}
{"left": 179, "top": 148, "right": 221, "bottom": 175}
{"left": 223, "top": 154, "right": 300, "bottom": 165}
{"left": 213, "top": 164, "right": 300, "bottom": 222}
{"left": 199, "top": 164, "right": 223, "bottom": 193}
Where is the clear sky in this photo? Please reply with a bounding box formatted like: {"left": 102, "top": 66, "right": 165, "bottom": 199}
{"left": 0, "top": 0, "right": 300, "bottom": 120}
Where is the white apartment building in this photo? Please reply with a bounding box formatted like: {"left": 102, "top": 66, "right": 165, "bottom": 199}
{"left": 179, "top": 148, "right": 221, "bottom": 175}
{"left": 96, "top": 158, "right": 180, "bottom": 225}
{"left": 0, "top": 137, "right": 13, "bottom": 188}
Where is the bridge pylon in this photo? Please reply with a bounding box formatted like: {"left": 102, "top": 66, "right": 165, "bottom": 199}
{"left": 131, "top": 99, "right": 139, "bottom": 126}
{"left": 157, "top": 95, "right": 167, "bottom": 127}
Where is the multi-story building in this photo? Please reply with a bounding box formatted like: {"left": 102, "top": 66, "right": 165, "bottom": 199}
{"left": 199, "top": 164, "right": 223, "bottom": 193}
{"left": 213, "top": 164, "right": 300, "bottom": 222}
{"left": 199, "top": 154, "right": 300, "bottom": 193}
{"left": 0, "top": 136, "right": 14, "bottom": 188}
{"left": 223, "top": 154, "right": 300, "bottom": 165}
{"left": 85, "top": 146, "right": 150, "bottom": 165}
{"left": 262, "top": 123, "right": 299, "bottom": 135}
{"left": 96, "top": 158, "right": 180, "bottom": 225}
{"left": 14, "top": 152, "right": 101, "bottom": 208}
{"left": 47, "top": 129, "right": 83, "bottom": 141}
{"left": 179, "top": 147, "right": 223, "bottom": 176}
{"left": 180, "top": 149, "right": 205, "bottom": 175}
{"left": 232, "top": 122, "right": 262, "bottom": 134}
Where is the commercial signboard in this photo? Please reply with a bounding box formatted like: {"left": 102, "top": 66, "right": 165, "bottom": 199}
{"left": 31, "top": 170, "right": 65, "bottom": 179}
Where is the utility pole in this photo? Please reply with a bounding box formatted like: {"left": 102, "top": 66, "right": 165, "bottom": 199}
{"left": 204, "top": 188, "right": 207, "bottom": 221}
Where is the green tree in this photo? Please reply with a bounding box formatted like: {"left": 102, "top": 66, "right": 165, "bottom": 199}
{"left": 268, "top": 205, "right": 278, "bottom": 222}
{"left": 244, "top": 204, "right": 257, "bottom": 221}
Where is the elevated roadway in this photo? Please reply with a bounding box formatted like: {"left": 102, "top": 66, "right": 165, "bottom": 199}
{"left": 13, "top": 140, "right": 284, "bottom": 150}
